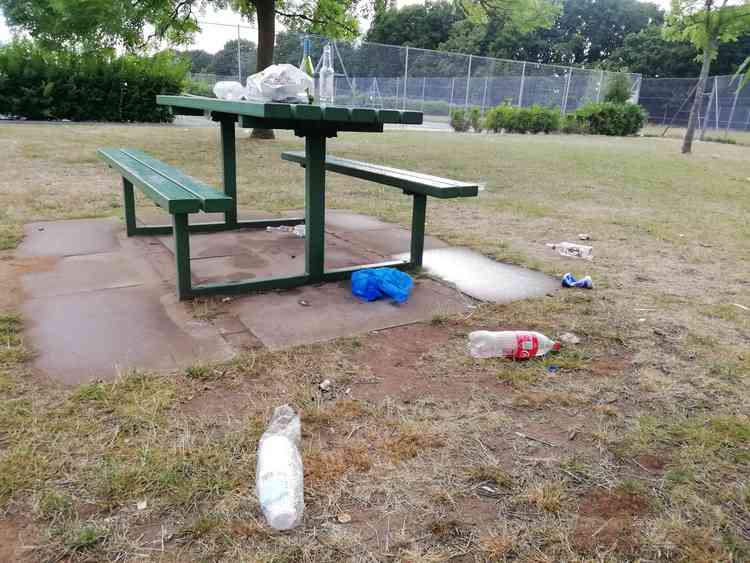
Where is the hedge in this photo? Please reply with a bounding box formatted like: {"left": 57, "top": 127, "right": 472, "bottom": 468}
{"left": 0, "top": 41, "right": 189, "bottom": 122}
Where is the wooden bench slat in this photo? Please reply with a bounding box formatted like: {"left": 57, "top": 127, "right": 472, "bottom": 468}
{"left": 98, "top": 148, "right": 202, "bottom": 214}
{"left": 281, "top": 151, "right": 479, "bottom": 199}
{"left": 119, "top": 149, "right": 233, "bottom": 213}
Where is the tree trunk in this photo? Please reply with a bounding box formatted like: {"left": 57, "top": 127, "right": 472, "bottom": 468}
{"left": 682, "top": 43, "right": 713, "bottom": 154}
{"left": 251, "top": 0, "right": 276, "bottom": 140}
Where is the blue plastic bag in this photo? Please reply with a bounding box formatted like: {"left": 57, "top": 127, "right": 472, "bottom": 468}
{"left": 351, "top": 268, "right": 414, "bottom": 304}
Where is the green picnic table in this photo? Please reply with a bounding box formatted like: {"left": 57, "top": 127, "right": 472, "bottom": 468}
{"left": 98, "top": 95, "right": 478, "bottom": 300}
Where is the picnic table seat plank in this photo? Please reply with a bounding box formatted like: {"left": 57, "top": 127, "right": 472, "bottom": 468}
{"left": 97, "top": 148, "right": 233, "bottom": 214}
{"left": 281, "top": 151, "right": 479, "bottom": 199}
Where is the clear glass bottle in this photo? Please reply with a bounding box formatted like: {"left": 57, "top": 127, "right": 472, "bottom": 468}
{"left": 317, "top": 43, "right": 335, "bottom": 104}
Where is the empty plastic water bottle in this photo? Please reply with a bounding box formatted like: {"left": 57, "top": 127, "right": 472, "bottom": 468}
{"left": 561, "top": 272, "right": 594, "bottom": 289}
{"left": 256, "top": 405, "right": 304, "bottom": 530}
{"left": 546, "top": 242, "right": 593, "bottom": 260}
{"left": 468, "top": 331, "right": 560, "bottom": 360}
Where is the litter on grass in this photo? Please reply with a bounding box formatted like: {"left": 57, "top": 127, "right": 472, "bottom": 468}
{"left": 351, "top": 268, "right": 413, "bottom": 304}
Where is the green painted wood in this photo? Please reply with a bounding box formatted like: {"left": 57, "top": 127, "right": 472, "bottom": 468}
{"left": 322, "top": 259, "right": 410, "bottom": 282}
{"left": 322, "top": 106, "right": 350, "bottom": 121}
{"left": 119, "top": 149, "right": 233, "bottom": 213}
{"left": 172, "top": 213, "right": 192, "bottom": 300}
{"left": 156, "top": 95, "right": 421, "bottom": 125}
{"left": 98, "top": 148, "right": 202, "bottom": 214}
{"left": 218, "top": 117, "right": 238, "bottom": 225}
{"left": 122, "top": 178, "right": 137, "bottom": 236}
{"left": 281, "top": 151, "right": 479, "bottom": 199}
{"left": 191, "top": 274, "right": 311, "bottom": 296}
{"left": 290, "top": 104, "right": 322, "bottom": 120}
{"left": 305, "top": 135, "right": 327, "bottom": 281}
{"left": 410, "top": 194, "right": 427, "bottom": 267}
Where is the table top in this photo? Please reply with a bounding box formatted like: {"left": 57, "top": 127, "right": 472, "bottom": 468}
{"left": 156, "top": 95, "right": 423, "bottom": 127}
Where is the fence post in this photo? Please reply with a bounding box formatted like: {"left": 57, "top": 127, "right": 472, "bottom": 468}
{"left": 596, "top": 70, "right": 604, "bottom": 102}
{"left": 725, "top": 83, "right": 739, "bottom": 137}
{"left": 464, "top": 54, "right": 472, "bottom": 108}
{"left": 421, "top": 77, "right": 426, "bottom": 111}
{"left": 700, "top": 78, "right": 716, "bottom": 140}
{"left": 561, "top": 68, "right": 572, "bottom": 115}
{"left": 714, "top": 76, "right": 720, "bottom": 130}
{"left": 518, "top": 62, "right": 526, "bottom": 107}
{"left": 632, "top": 75, "right": 642, "bottom": 104}
{"left": 237, "top": 25, "right": 242, "bottom": 83}
{"left": 449, "top": 78, "right": 455, "bottom": 110}
{"left": 403, "top": 46, "right": 409, "bottom": 111}
{"left": 481, "top": 76, "right": 489, "bottom": 115}
{"left": 745, "top": 108, "right": 750, "bottom": 131}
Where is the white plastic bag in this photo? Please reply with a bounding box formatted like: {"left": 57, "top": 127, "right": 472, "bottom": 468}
{"left": 246, "top": 64, "right": 313, "bottom": 103}
{"left": 213, "top": 81, "right": 247, "bottom": 101}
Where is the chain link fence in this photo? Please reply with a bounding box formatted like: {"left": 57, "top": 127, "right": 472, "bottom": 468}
{"left": 183, "top": 23, "right": 641, "bottom": 126}
{"left": 640, "top": 75, "right": 750, "bottom": 133}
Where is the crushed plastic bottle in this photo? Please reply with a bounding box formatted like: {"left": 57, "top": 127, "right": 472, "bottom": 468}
{"left": 546, "top": 242, "right": 593, "bottom": 260}
{"left": 256, "top": 405, "right": 304, "bottom": 531}
{"left": 213, "top": 81, "right": 247, "bottom": 101}
{"left": 468, "top": 331, "right": 560, "bottom": 360}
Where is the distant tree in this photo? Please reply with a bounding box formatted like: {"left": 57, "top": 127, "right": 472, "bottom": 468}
{"left": 180, "top": 49, "right": 214, "bottom": 73}
{"left": 366, "top": 2, "right": 463, "bottom": 50}
{"left": 207, "top": 38, "right": 257, "bottom": 79}
{"left": 665, "top": 0, "right": 750, "bottom": 153}
{"left": 608, "top": 26, "right": 699, "bottom": 77}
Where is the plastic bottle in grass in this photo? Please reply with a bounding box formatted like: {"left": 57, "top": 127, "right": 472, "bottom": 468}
{"left": 468, "top": 331, "right": 560, "bottom": 360}
{"left": 256, "top": 405, "right": 304, "bottom": 530}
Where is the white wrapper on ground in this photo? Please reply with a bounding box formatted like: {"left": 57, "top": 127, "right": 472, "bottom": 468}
{"left": 246, "top": 64, "right": 313, "bottom": 102}
{"left": 256, "top": 405, "right": 304, "bottom": 530}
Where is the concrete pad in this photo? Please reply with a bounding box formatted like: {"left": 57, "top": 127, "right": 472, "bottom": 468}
{"left": 23, "top": 285, "right": 232, "bottom": 385}
{"left": 21, "top": 252, "right": 158, "bottom": 298}
{"left": 17, "top": 219, "right": 120, "bottom": 257}
{"left": 333, "top": 227, "right": 448, "bottom": 256}
{"left": 228, "top": 279, "right": 467, "bottom": 350}
{"left": 135, "top": 208, "right": 279, "bottom": 226}
{"left": 402, "top": 247, "right": 559, "bottom": 303}
{"left": 325, "top": 210, "right": 400, "bottom": 232}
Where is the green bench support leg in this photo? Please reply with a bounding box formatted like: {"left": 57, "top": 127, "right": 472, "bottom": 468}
{"left": 410, "top": 193, "right": 427, "bottom": 267}
{"left": 172, "top": 213, "right": 192, "bottom": 300}
{"left": 219, "top": 116, "right": 238, "bottom": 228}
{"left": 305, "top": 135, "right": 327, "bottom": 282}
{"left": 122, "top": 178, "right": 137, "bottom": 237}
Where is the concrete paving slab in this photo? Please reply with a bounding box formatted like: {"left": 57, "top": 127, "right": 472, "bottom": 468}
{"left": 324, "top": 210, "right": 399, "bottom": 232}
{"left": 135, "top": 208, "right": 279, "bottom": 226}
{"left": 17, "top": 219, "right": 121, "bottom": 257}
{"left": 23, "top": 285, "right": 232, "bottom": 385}
{"left": 332, "top": 227, "right": 448, "bottom": 257}
{"left": 400, "top": 247, "right": 559, "bottom": 303}
{"left": 228, "top": 279, "right": 467, "bottom": 350}
{"left": 21, "top": 251, "right": 158, "bottom": 299}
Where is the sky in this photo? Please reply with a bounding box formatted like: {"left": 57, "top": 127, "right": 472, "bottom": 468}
{"left": 1, "top": 1, "right": 674, "bottom": 54}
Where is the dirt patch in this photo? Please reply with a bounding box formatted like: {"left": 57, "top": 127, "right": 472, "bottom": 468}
{"left": 0, "top": 255, "right": 55, "bottom": 313}
{"left": 573, "top": 485, "right": 652, "bottom": 556}
{"left": 586, "top": 355, "right": 632, "bottom": 378}
{"left": 0, "top": 516, "right": 31, "bottom": 562}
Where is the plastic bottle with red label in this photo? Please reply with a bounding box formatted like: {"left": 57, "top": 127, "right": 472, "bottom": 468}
{"left": 468, "top": 330, "right": 561, "bottom": 360}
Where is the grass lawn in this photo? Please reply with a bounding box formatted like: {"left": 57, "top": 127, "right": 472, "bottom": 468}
{"left": 1, "top": 123, "right": 749, "bottom": 562}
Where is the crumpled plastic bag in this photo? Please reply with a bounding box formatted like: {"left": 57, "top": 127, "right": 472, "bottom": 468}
{"left": 351, "top": 268, "right": 414, "bottom": 304}
{"left": 246, "top": 64, "right": 313, "bottom": 103}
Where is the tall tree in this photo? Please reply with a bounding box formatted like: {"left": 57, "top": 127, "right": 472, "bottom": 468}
{"left": 365, "top": 2, "right": 463, "bottom": 50}
{"left": 180, "top": 49, "right": 215, "bottom": 73}
{"left": 608, "top": 25, "right": 699, "bottom": 77}
{"left": 664, "top": 0, "right": 750, "bottom": 153}
{"left": 207, "top": 38, "right": 257, "bottom": 79}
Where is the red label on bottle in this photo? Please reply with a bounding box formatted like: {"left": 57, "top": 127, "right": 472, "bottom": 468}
{"left": 513, "top": 334, "right": 539, "bottom": 360}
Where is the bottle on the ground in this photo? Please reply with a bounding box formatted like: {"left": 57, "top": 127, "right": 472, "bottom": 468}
{"left": 546, "top": 242, "right": 593, "bottom": 260}
{"left": 317, "top": 43, "right": 335, "bottom": 104}
{"left": 468, "top": 331, "right": 560, "bottom": 360}
{"left": 256, "top": 405, "right": 304, "bottom": 530}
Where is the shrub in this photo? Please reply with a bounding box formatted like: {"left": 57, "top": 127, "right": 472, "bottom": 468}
{"left": 484, "top": 104, "right": 560, "bottom": 134}
{"left": 527, "top": 105, "right": 560, "bottom": 134}
{"left": 184, "top": 78, "right": 214, "bottom": 97}
{"left": 0, "top": 41, "right": 189, "bottom": 122}
{"left": 468, "top": 106, "right": 483, "bottom": 132}
{"left": 561, "top": 114, "right": 580, "bottom": 134}
{"left": 450, "top": 108, "right": 471, "bottom": 132}
{"left": 573, "top": 102, "right": 647, "bottom": 136}
{"left": 484, "top": 104, "right": 515, "bottom": 132}
{"left": 603, "top": 74, "right": 632, "bottom": 104}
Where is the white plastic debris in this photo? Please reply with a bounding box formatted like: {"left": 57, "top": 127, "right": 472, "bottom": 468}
{"left": 256, "top": 405, "right": 304, "bottom": 530}
{"left": 246, "top": 64, "right": 314, "bottom": 103}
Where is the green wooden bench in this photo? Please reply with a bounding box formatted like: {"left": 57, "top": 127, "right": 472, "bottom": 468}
{"left": 98, "top": 147, "right": 236, "bottom": 299}
{"left": 281, "top": 151, "right": 479, "bottom": 267}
